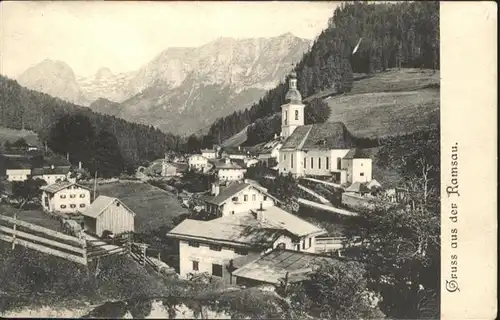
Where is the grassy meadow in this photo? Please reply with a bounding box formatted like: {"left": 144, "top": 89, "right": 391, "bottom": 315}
{"left": 0, "top": 127, "right": 40, "bottom": 147}
{"left": 94, "top": 181, "right": 188, "bottom": 232}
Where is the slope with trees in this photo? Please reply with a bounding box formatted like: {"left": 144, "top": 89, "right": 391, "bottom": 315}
{"left": 198, "top": 1, "right": 439, "bottom": 148}
{"left": 0, "top": 76, "right": 181, "bottom": 171}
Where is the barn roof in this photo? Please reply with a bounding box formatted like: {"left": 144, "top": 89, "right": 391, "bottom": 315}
{"left": 32, "top": 166, "right": 70, "bottom": 176}
{"left": 281, "top": 122, "right": 355, "bottom": 151}
{"left": 222, "top": 146, "right": 247, "bottom": 155}
{"left": 343, "top": 148, "right": 371, "bottom": 159}
{"left": 41, "top": 181, "right": 91, "bottom": 194}
{"left": 257, "top": 138, "right": 282, "bottom": 154}
{"left": 82, "top": 195, "right": 136, "bottom": 219}
{"left": 232, "top": 249, "right": 342, "bottom": 284}
{"left": 345, "top": 182, "right": 371, "bottom": 193}
{"left": 209, "top": 158, "right": 245, "bottom": 170}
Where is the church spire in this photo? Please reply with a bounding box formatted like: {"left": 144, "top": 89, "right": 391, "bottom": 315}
{"left": 285, "top": 71, "right": 302, "bottom": 104}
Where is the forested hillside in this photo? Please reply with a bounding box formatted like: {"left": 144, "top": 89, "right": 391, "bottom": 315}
{"left": 194, "top": 1, "right": 439, "bottom": 149}
{"left": 0, "top": 76, "right": 180, "bottom": 168}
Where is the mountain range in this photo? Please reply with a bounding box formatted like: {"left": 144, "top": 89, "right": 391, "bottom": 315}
{"left": 16, "top": 33, "right": 311, "bottom": 135}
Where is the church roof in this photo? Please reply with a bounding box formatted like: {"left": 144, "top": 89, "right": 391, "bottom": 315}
{"left": 343, "top": 148, "right": 371, "bottom": 159}
{"left": 281, "top": 122, "right": 355, "bottom": 151}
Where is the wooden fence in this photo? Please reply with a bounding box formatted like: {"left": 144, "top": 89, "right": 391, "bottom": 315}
{"left": 0, "top": 214, "right": 88, "bottom": 265}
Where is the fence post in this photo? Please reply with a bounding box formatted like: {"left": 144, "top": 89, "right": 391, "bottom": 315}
{"left": 80, "top": 231, "right": 88, "bottom": 265}
{"left": 11, "top": 213, "right": 17, "bottom": 249}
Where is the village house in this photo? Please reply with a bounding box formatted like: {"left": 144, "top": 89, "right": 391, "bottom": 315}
{"left": 201, "top": 145, "right": 221, "bottom": 159}
{"left": 1, "top": 155, "right": 32, "bottom": 181}
{"left": 166, "top": 205, "right": 326, "bottom": 281}
{"left": 40, "top": 181, "right": 92, "bottom": 214}
{"left": 209, "top": 158, "right": 247, "bottom": 182}
{"left": 204, "top": 180, "right": 278, "bottom": 217}
{"left": 276, "top": 73, "right": 373, "bottom": 185}
{"left": 161, "top": 160, "right": 177, "bottom": 177}
{"left": 187, "top": 154, "right": 212, "bottom": 173}
{"left": 220, "top": 146, "right": 248, "bottom": 160}
{"left": 31, "top": 165, "right": 71, "bottom": 185}
{"left": 82, "top": 195, "right": 135, "bottom": 237}
{"left": 6, "top": 166, "right": 31, "bottom": 182}
{"left": 243, "top": 157, "right": 260, "bottom": 168}
{"left": 256, "top": 137, "right": 282, "bottom": 167}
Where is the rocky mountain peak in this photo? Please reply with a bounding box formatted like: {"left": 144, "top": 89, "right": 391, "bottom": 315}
{"left": 95, "top": 67, "right": 113, "bottom": 79}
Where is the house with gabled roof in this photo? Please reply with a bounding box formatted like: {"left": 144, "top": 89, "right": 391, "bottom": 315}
{"left": 32, "top": 165, "right": 71, "bottom": 185}
{"left": 209, "top": 157, "right": 247, "bottom": 182}
{"left": 256, "top": 136, "right": 282, "bottom": 167}
{"left": 274, "top": 73, "right": 373, "bottom": 185}
{"left": 220, "top": 146, "right": 249, "bottom": 160}
{"left": 166, "top": 203, "right": 326, "bottom": 281}
{"left": 204, "top": 180, "right": 279, "bottom": 217}
{"left": 40, "top": 181, "right": 92, "bottom": 214}
{"left": 82, "top": 195, "right": 135, "bottom": 237}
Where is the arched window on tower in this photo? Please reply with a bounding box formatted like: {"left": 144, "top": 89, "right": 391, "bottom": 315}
{"left": 295, "top": 110, "right": 299, "bottom": 120}
{"left": 284, "top": 111, "right": 288, "bottom": 125}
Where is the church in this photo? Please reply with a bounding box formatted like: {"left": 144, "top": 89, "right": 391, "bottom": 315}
{"left": 276, "top": 72, "right": 372, "bottom": 185}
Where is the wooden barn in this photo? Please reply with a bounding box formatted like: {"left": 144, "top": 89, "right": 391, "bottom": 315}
{"left": 82, "top": 195, "right": 135, "bottom": 237}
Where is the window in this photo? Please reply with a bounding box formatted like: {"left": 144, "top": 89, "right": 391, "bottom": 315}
{"left": 326, "top": 157, "right": 329, "bottom": 170}
{"left": 337, "top": 158, "right": 342, "bottom": 169}
{"left": 60, "top": 205, "right": 67, "bottom": 209}
{"left": 277, "top": 243, "right": 286, "bottom": 249}
{"left": 309, "top": 238, "right": 312, "bottom": 248}
{"left": 360, "top": 173, "right": 365, "bottom": 176}
{"left": 209, "top": 244, "right": 222, "bottom": 251}
{"left": 302, "top": 240, "right": 305, "bottom": 249}
{"left": 192, "top": 261, "right": 199, "bottom": 271}
{"left": 284, "top": 154, "right": 286, "bottom": 161}
{"left": 244, "top": 195, "right": 248, "bottom": 202}
{"left": 232, "top": 196, "right": 239, "bottom": 202}
{"left": 295, "top": 244, "right": 300, "bottom": 251}
{"left": 263, "top": 196, "right": 268, "bottom": 201}
{"left": 79, "top": 194, "right": 85, "bottom": 198}
{"left": 311, "top": 157, "right": 314, "bottom": 169}
{"left": 60, "top": 194, "right": 66, "bottom": 199}
{"left": 212, "top": 264, "right": 223, "bottom": 277}
{"left": 79, "top": 204, "right": 86, "bottom": 208}
{"left": 304, "top": 157, "right": 306, "bottom": 168}
{"left": 318, "top": 158, "right": 322, "bottom": 169}
{"left": 252, "top": 194, "right": 256, "bottom": 201}
{"left": 295, "top": 110, "right": 299, "bottom": 120}
{"left": 188, "top": 241, "right": 200, "bottom": 248}
{"left": 235, "top": 248, "right": 248, "bottom": 255}
{"left": 70, "top": 204, "right": 76, "bottom": 208}
{"left": 70, "top": 194, "right": 76, "bottom": 198}
{"left": 290, "top": 154, "right": 293, "bottom": 169}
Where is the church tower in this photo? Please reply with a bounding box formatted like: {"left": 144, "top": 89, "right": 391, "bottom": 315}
{"left": 280, "top": 72, "right": 305, "bottom": 139}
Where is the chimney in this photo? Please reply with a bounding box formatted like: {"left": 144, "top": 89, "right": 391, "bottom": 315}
{"left": 51, "top": 164, "right": 55, "bottom": 170}
{"left": 212, "top": 181, "right": 220, "bottom": 196}
{"left": 78, "top": 161, "right": 82, "bottom": 170}
{"left": 238, "top": 146, "right": 241, "bottom": 151}
{"left": 274, "top": 133, "right": 278, "bottom": 139}
{"left": 225, "top": 158, "right": 231, "bottom": 165}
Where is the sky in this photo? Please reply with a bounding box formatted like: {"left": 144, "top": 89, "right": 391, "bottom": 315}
{"left": 0, "top": 1, "right": 340, "bottom": 78}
